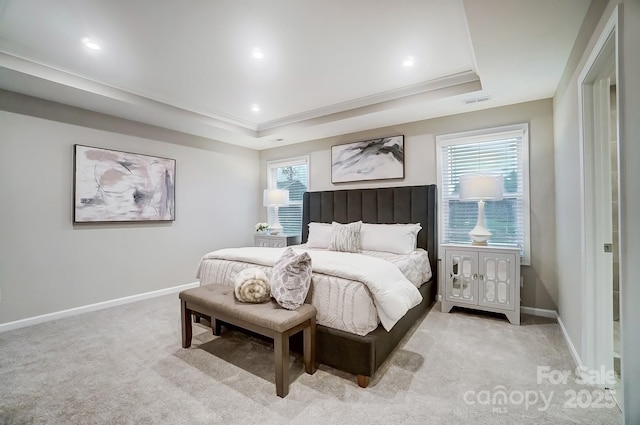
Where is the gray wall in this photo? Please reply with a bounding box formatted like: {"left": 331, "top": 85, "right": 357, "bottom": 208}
{"left": 553, "top": 0, "right": 639, "bottom": 422}
{"left": 552, "top": 0, "right": 612, "bottom": 372}
{"left": 260, "top": 99, "right": 557, "bottom": 311}
{"left": 0, "top": 92, "right": 260, "bottom": 324}
{"left": 618, "top": 2, "right": 640, "bottom": 418}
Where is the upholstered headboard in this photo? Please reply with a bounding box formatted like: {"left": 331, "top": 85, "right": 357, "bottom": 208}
{"left": 302, "top": 185, "right": 438, "bottom": 283}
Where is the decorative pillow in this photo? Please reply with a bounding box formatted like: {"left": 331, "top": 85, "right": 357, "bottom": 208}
{"left": 270, "top": 248, "right": 313, "bottom": 310}
{"left": 234, "top": 267, "right": 271, "bottom": 303}
{"left": 360, "top": 223, "right": 422, "bottom": 254}
{"left": 306, "top": 222, "right": 333, "bottom": 249}
{"left": 328, "top": 221, "right": 362, "bottom": 253}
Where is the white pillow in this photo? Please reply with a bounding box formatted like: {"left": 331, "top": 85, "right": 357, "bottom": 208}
{"left": 360, "top": 223, "right": 422, "bottom": 254}
{"left": 306, "top": 222, "right": 333, "bottom": 248}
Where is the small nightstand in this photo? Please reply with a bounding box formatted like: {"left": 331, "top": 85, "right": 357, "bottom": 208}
{"left": 441, "top": 243, "right": 521, "bottom": 325}
{"left": 254, "top": 233, "right": 301, "bottom": 248}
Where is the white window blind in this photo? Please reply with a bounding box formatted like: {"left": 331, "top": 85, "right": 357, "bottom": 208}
{"left": 267, "top": 156, "right": 309, "bottom": 235}
{"left": 437, "top": 124, "right": 530, "bottom": 264}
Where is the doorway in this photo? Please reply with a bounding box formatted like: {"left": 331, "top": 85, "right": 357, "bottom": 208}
{"left": 609, "top": 83, "right": 621, "bottom": 384}
{"left": 578, "top": 12, "right": 622, "bottom": 409}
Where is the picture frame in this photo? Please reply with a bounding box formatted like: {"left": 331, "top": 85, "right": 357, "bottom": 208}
{"left": 73, "top": 145, "right": 176, "bottom": 223}
{"left": 331, "top": 135, "right": 405, "bottom": 183}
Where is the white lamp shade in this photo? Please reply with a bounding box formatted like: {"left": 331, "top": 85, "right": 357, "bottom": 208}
{"left": 263, "top": 189, "right": 289, "bottom": 207}
{"left": 459, "top": 175, "right": 504, "bottom": 201}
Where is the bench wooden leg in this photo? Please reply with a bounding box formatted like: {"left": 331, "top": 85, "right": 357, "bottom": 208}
{"left": 181, "top": 301, "right": 192, "bottom": 348}
{"left": 303, "top": 320, "right": 317, "bottom": 374}
{"left": 212, "top": 318, "right": 222, "bottom": 336}
{"left": 274, "top": 333, "right": 289, "bottom": 398}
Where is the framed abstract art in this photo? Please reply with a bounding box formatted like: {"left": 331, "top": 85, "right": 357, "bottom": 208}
{"left": 331, "top": 135, "right": 404, "bottom": 183}
{"left": 73, "top": 145, "right": 176, "bottom": 223}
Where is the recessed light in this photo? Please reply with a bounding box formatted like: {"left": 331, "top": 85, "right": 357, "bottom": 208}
{"left": 82, "top": 38, "right": 101, "bottom": 50}
{"left": 251, "top": 104, "right": 261, "bottom": 112}
{"left": 402, "top": 56, "right": 415, "bottom": 67}
{"left": 252, "top": 48, "right": 264, "bottom": 59}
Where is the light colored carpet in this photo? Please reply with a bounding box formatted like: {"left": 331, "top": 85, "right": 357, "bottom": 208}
{"left": 0, "top": 294, "right": 622, "bottom": 425}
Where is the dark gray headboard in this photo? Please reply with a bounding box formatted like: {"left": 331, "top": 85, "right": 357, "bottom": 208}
{"left": 302, "top": 185, "right": 438, "bottom": 282}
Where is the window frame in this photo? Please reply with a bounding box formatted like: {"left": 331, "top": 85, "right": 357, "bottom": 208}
{"left": 436, "top": 123, "right": 531, "bottom": 265}
{"left": 266, "top": 156, "right": 310, "bottom": 236}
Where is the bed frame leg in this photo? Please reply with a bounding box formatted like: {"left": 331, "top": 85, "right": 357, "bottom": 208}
{"left": 357, "top": 375, "right": 369, "bottom": 388}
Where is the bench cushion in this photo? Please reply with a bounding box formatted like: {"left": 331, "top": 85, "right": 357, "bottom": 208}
{"left": 179, "top": 284, "right": 316, "bottom": 333}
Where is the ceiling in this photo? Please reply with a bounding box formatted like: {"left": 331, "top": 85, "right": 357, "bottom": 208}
{"left": 0, "top": 0, "right": 591, "bottom": 150}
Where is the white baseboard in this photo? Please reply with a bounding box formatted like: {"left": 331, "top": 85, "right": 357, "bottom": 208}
{"left": 520, "top": 306, "right": 558, "bottom": 319}
{"left": 0, "top": 282, "right": 200, "bottom": 333}
{"left": 556, "top": 314, "right": 583, "bottom": 370}
{"left": 519, "top": 306, "right": 583, "bottom": 370}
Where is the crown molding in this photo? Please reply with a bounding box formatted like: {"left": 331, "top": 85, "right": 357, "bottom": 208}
{"left": 0, "top": 51, "right": 257, "bottom": 134}
{"left": 257, "top": 70, "right": 481, "bottom": 133}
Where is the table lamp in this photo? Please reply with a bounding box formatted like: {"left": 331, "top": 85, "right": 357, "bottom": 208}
{"left": 459, "top": 174, "right": 503, "bottom": 245}
{"left": 263, "top": 189, "right": 289, "bottom": 234}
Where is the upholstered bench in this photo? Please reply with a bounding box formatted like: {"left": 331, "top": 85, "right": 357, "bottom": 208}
{"left": 179, "top": 283, "right": 317, "bottom": 397}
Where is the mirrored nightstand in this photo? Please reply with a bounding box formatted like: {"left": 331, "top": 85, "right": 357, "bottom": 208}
{"left": 254, "top": 233, "right": 301, "bottom": 248}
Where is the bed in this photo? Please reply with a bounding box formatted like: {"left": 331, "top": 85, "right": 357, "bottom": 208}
{"left": 196, "top": 185, "right": 438, "bottom": 387}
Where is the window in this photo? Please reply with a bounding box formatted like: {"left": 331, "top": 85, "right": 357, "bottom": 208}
{"left": 436, "top": 124, "right": 530, "bottom": 264}
{"left": 266, "top": 156, "right": 309, "bottom": 235}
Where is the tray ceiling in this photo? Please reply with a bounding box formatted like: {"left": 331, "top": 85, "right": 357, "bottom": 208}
{"left": 0, "top": 0, "right": 591, "bottom": 149}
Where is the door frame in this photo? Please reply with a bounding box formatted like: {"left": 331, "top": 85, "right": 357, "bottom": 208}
{"left": 577, "top": 8, "right": 619, "bottom": 392}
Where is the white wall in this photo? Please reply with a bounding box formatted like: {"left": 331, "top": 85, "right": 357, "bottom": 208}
{"left": 554, "top": 0, "right": 639, "bottom": 422}
{"left": 0, "top": 92, "right": 260, "bottom": 324}
{"left": 260, "top": 99, "right": 557, "bottom": 311}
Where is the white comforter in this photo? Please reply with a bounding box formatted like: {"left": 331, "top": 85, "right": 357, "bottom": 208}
{"left": 196, "top": 247, "right": 423, "bottom": 331}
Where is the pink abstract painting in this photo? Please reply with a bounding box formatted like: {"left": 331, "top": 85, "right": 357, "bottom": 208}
{"left": 74, "top": 145, "right": 175, "bottom": 222}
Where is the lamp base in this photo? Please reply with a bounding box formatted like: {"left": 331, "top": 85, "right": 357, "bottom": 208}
{"left": 468, "top": 199, "right": 492, "bottom": 245}
{"left": 268, "top": 224, "right": 283, "bottom": 235}
{"left": 468, "top": 225, "right": 492, "bottom": 246}
{"left": 471, "top": 240, "right": 489, "bottom": 246}
{"left": 268, "top": 206, "right": 283, "bottom": 235}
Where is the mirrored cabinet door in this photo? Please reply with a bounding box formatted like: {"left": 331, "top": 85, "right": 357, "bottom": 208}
{"left": 445, "top": 250, "right": 478, "bottom": 305}
{"left": 478, "top": 253, "right": 516, "bottom": 310}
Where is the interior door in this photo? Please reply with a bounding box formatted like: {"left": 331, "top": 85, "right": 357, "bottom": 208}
{"left": 580, "top": 38, "right": 616, "bottom": 391}
{"left": 593, "top": 76, "right": 615, "bottom": 386}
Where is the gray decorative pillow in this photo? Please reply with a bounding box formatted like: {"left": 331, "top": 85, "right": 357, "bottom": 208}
{"left": 328, "top": 221, "right": 362, "bottom": 252}
{"left": 270, "top": 248, "right": 313, "bottom": 310}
